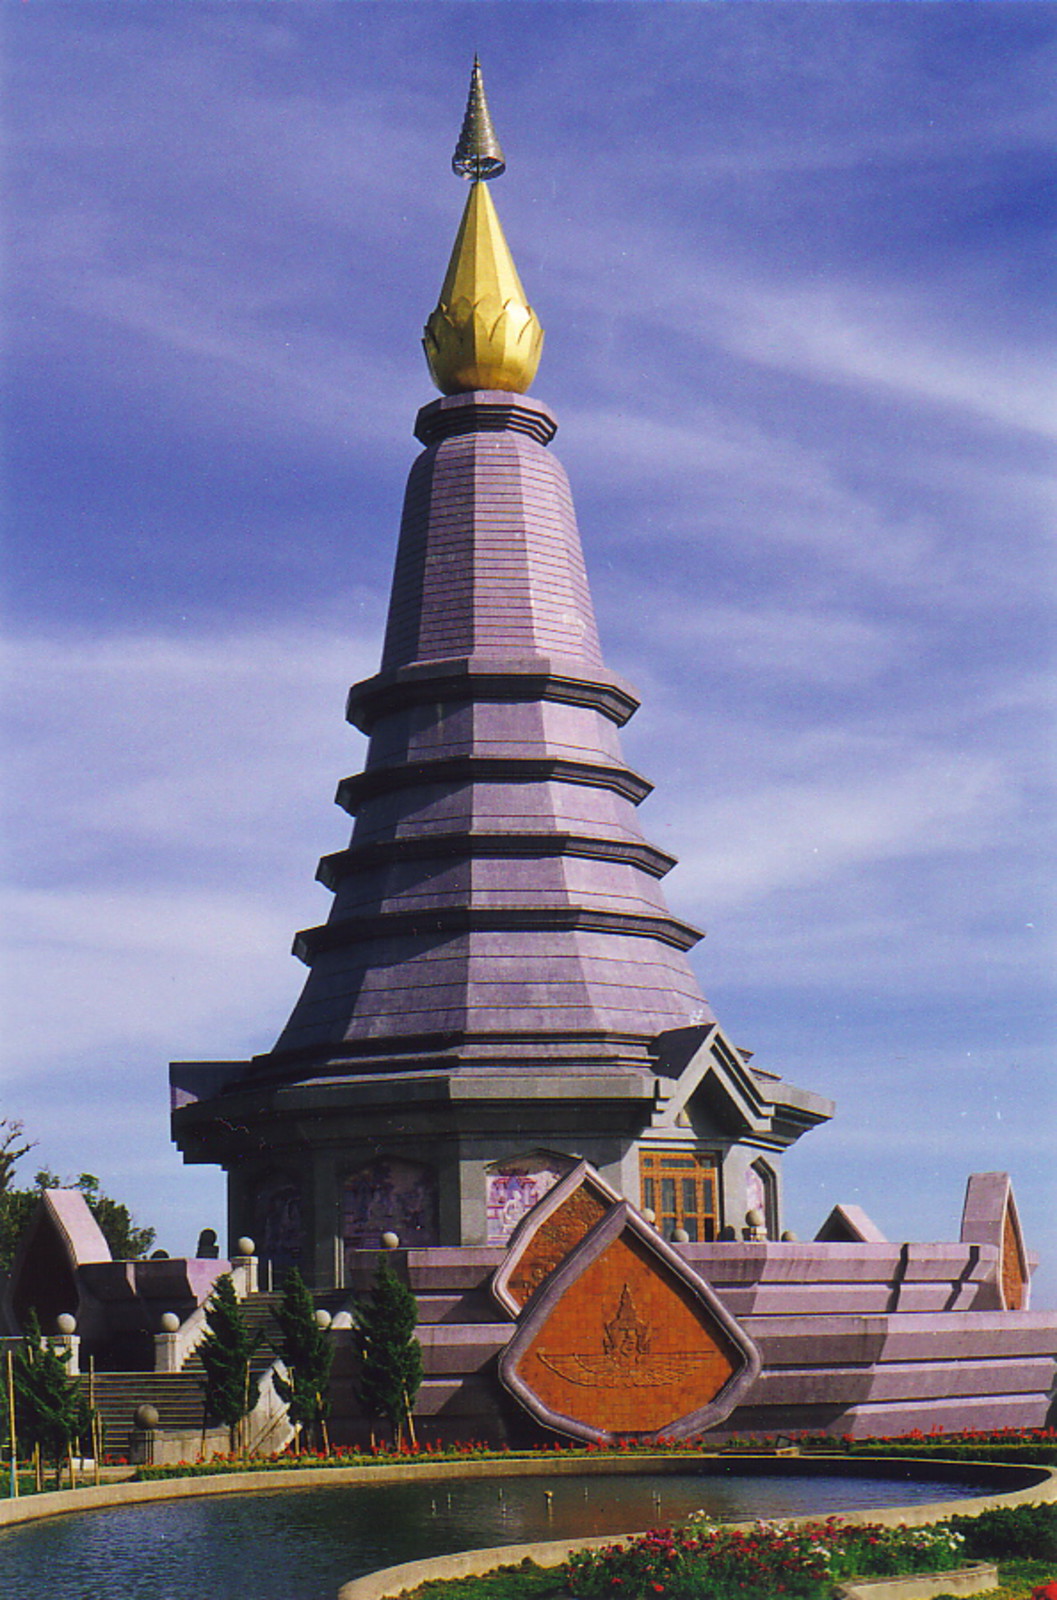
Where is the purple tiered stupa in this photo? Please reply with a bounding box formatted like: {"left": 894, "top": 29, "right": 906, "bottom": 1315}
{"left": 265, "top": 391, "right": 714, "bottom": 1080}
{"left": 171, "top": 64, "right": 830, "bottom": 1279}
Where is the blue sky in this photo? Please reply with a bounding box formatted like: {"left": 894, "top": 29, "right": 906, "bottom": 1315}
{"left": 3, "top": 3, "right": 1055, "bottom": 1303}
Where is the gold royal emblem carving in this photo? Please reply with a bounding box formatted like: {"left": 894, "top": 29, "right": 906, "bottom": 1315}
{"left": 538, "top": 1283, "right": 708, "bottom": 1389}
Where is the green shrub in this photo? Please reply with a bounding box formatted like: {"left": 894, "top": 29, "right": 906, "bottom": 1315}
{"left": 196, "top": 1275, "right": 262, "bottom": 1453}
{"left": 272, "top": 1268, "right": 334, "bottom": 1453}
{"left": 948, "top": 1501, "right": 1057, "bottom": 1561}
{"left": 354, "top": 1256, "right": 423, "bottom": 1445}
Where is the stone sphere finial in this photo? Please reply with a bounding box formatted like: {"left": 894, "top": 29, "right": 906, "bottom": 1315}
{"left": 236, "top": 1237, "right": 255, "bottom": 1257}
{"left": 315, "top": 1309, "right": 333, "bottom": 1329}
{"left": 134, "top": 1403, "right": 160, "bottom": 1429}
{"left": 381, "top": 1231, "right": 400, "bottom": 1249}
{"left": 56, "top": 1312, "right": 77, "bottom": 1335}
{"left": 160, "top": 1312, "right": 181, "bottom": 1333}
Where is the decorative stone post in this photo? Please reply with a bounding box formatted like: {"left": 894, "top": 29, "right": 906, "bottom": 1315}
{"left": 154, "top": 1311, "right": 182, "bottom": 1373}
{"left": 54, "top": 1312, "right": 80, "bottom": 1376}
{"left": 743, "top": 1207, "right": 768, "bottom": 1242}
{"left": 232, "top": 1236, "right": 258, "bottom": 1294}
{"left": 132, "top": 1402, "right": 159, "bottom": 1467}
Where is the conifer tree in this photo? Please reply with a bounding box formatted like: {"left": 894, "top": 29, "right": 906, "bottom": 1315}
{"left": 272, "top": 1268, "right": 333, "bottom": 1453}
{"left": 354, "top": 1256, "right": 422, "bottom": 1446}
{"left": 13, "top": 1308, "right": 93, "bottom": 1487}
{"left": 196, "top": 1274, "right": 261, "bottom": 1453}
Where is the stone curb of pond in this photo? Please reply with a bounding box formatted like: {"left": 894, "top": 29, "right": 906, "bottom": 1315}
{"left": 835, "top": 1566, "right": 999, "bottom": 1600}
{"left": 335, "top": 1465, "right": 1056, "bottom": 1600}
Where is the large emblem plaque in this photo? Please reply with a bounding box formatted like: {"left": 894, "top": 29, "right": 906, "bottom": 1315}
{"left": 498, "top": 1200, "right": 760, "bottom": 1444}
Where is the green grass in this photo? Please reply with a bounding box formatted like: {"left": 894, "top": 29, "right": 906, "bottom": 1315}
{"left": 398, "top": 1561, "right": 564, "bottom": 1600}
{"left": 844, "top": 1441, "right": 1057, "bottom": 1468}
{"left": 944, "top": 1560, "right": 1057, "bottom": 1598}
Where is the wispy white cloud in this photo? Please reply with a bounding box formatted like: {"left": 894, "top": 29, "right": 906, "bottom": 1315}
{"left": 724, "top": 283, "right": 1057, "bottom": 441}
{"left": 628, "top": 599, "right": 904, "bottom": 686}
{"left": 549, "top": 220, "right": 1056, "bottom": 442}
{"left": 2, "top": 624, "right": 377, "bottom": 876}
{"left": 0, "top": 884, "right": 301, "bottom": 1075}
{"left": 668, "top": 749, "right": 1006, "bottom": 913}
{"left": 0, "top": 626, "right": 388, "bottom": 1105}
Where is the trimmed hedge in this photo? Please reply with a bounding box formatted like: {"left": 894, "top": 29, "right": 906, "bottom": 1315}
{"left": 948, "top": 1501, "right": 1057, "bottom": 1561}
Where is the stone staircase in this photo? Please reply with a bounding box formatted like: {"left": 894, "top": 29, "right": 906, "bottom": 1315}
{"left": 93, "top": 1264, "right": 519, "bottom": 1455}
{"left": 91, "top": 1291, "right": 288, "bottom": 1460}
{"left": 92, "top": 1371, "right": 204, "bottom": 1457}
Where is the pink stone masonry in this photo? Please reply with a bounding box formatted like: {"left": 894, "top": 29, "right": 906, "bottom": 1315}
{"left": 263, "top": 392, "right": 716, "bottom": 1076}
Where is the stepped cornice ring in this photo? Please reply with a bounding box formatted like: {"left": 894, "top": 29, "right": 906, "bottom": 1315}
{"left": 316, "top": 831, "right": 677, "bottom": 890}
{"left": 414, "top": 390, "right": 558, "bottom": 446}
{"left": 336, "top": 755, "right": 653, "bottom": 814}
{"left": 347, "top": 656, "right": 640, "bottom": 732}
{"left": 292, "top": 904, "right": 704, "bottom": 964}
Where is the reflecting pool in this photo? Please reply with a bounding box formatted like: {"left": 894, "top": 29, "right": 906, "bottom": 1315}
{"left": 0, "top": 1467, "right": 1004, "bottom": 1600}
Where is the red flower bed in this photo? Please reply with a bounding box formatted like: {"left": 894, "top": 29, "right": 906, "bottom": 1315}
{"left": 565, "top": 1517, "right": 968, "bottom": 1600}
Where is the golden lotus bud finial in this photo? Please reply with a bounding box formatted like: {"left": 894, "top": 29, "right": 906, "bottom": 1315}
{"left": 423, "top": 59, "right": 544, "bottom": 395}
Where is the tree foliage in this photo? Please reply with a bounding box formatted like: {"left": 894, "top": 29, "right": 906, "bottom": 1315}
{"left": 354, "top": 1256, "right": 422, "bottom": 1442}
{"left": 0, "top": 1120, "right": 38, "bottom": 1268}
{"left": 12, "top": 1308, "right": 94, "bottom": 1485}
{"left": 0, "top": 1118, "right": 34, "bottom": 1193}
{"left": 272, "top": 1268, "right": 333, "bottom": 1452}
{"left": 197, "top": 1274, "right": 261, "bottom": 1451}
{"left": 0, "top": 1188, "right": 39, "bottom": 1276}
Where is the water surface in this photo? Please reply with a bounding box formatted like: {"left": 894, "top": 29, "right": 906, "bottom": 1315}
{"left": 0, "top": 1468, "right": 999, "bottom": 1600}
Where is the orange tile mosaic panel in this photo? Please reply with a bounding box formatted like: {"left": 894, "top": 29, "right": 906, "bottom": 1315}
{"left": 505, "top": 1184, "right": 609, "bottom": 1309}
{"left": 1002, "top": 1204, "right": 1026, "bottom": 1310}
{"left": 514, "top": 1230, "right": 737, "bottom": 1434}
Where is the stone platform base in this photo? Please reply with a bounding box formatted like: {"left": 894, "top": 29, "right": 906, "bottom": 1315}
{"left": 332, "top": 1238, "right": 1057, "bottom": 1446}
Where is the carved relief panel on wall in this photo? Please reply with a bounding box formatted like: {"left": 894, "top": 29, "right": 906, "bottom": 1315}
{"left": 485, "top": 1151, "right": 576, "bottom": 1245}
{"left": 342, "top": 1158, "right": 438, "bottom": 1255}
